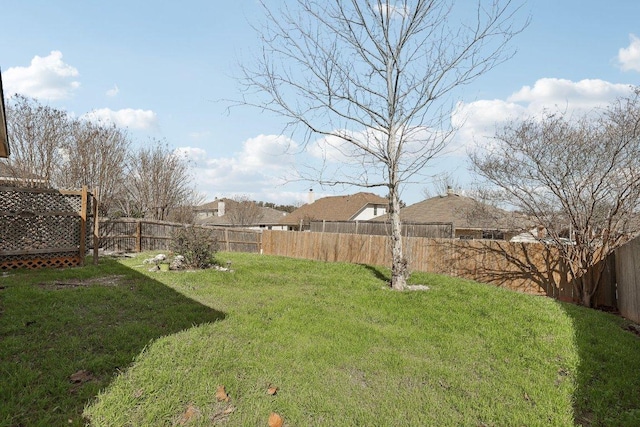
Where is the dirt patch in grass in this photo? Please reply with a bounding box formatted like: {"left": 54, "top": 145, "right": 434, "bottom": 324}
{"left": 37, "top": 275, "right": 133, "bottom": 290}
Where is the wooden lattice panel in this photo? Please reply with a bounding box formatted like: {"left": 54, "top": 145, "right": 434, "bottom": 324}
{"left": 0, "top": 254, "right": 81, "bottom": 270}
{"left": 0, "top": 188, "right": 82, "bottom": 212}
{"left": 0, "top": 215, "right": 81, "bottom": 251}
{"left": 0, "top": 186, "right": 96, "bottom": 270}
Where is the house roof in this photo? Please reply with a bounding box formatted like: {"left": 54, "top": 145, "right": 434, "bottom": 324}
{"left": 194, "top": 198, "right": 238, "bottom": 212}
{"left": 195, "top": 199, "right": 288, "bottom": 226}
{"left": 280, "top": 192, "right": 388, "bottom": 226}
{"left": 376, "top": 192, "right": 529, "bottom": 230}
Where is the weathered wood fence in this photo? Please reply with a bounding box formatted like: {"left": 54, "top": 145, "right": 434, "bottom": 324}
{"left": 261, "top": 230, "right": 638, "bottom": 316}
{"left": 615, "top": 236, "right": 640, "bottom": 323}
{"left": 0, "top": 186, "right": 98, "bottom": 270}
{"left": 309, "top": 220, "right": 454, "bottom": 238}
{"left": 262, "top": 230, "right": 564, "bottom": 296}
{"left": 99, "top": 219, "right": 262, "bottom": 253}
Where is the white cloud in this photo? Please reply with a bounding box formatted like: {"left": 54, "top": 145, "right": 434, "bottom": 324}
{"left": 106, "top": 84, "right": 119, "bottom": 97}
{"left": 174, "top": 146, "right": 208, "bottom": 163}
{"left": 3, "top": 50, "right": 80, "bottom": 100}
{"left": 374, "top": 3, "right": 409, "bottom": 19}
{"left": 451, "top": 78, "right": 635, "bottom": 154}
{"left": 449, "top": 99, "right": 527, "bottom": 154}
{"left": 507, "top": 78, "right": 631, "bottom": 111}
{"left": 177, "top": 134, "right": 301, "bottom": 203}
{"left": 618, "top": 34, "right": 640, "bottom": 72}
{"left": 82, "top": 108, "right": 157, "bottom": 130}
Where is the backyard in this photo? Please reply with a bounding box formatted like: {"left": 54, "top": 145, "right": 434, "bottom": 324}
{"left": 1, "top": 252, "right": 640, "bottom": 426}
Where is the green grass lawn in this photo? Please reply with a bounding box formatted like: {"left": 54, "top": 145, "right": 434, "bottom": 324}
{"left": 1, "top": 252, "right": 640, "bottom": 426}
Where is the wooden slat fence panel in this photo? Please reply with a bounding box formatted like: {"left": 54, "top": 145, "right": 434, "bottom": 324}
{"left": 615, "top": 236, "right": 640, "bottom": 323}
{"left": 99, "top": 219, "right": 262, "bottom": 254}
{"left": 310, "top": 220, "right": 453, "bottom": 238}
{"left": 262, "top": 230, "right": 570, "bottom": 297}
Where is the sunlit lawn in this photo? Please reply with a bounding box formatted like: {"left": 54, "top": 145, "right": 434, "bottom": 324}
{"left": 1, "top": 252, "right": 640, "bottom": 426}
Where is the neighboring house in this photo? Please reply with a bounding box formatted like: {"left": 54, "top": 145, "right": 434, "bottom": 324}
{"left": 280, "top": 192, "right": 389, "bottom": 231}
{"left": 375, "top": 188, "right": 531, "bottom": 240}
{"left": 194, "top": 198, "right": 232, "bottom": 220}
{"left": 195, "top": 198, "right": 288, "bottom": 230}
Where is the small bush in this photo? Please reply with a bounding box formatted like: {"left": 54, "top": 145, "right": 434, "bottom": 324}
{"left": 170, "top": 226, "right": 218, "bottom": 269}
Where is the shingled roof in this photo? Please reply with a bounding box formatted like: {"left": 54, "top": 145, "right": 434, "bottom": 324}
{"left": 380, "top": 192, "right": 528, "bottom": 231}
{"left": 280, "top": 192, "right": 388, "bottom": 226}
{"left": 195, "top": 198, "right": 287, "bottom": 226}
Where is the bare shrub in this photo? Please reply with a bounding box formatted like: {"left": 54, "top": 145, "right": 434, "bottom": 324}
{"left": 170, "top": 226, "right": 218, "bottom": 269}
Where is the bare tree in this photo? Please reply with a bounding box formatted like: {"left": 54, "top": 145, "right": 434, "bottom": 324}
{"left": 3, "top": 95, "right": 70, "bottom": 186}
{"left": 54, "top": 119, "right": 130, "bottom": 215}
{"left": 240, "top": 0, "right": 527, "bottom": 289}
{"left": 422, "top": 172, "right": 461, "bottom": 198}
{"left": 226, "top": 196, "right": 265, "bottom": 226}
{"left": 167, "top": 190, "right": 206, "bottom": 224}
{"left": 124, "top": 141, "right": 196, "bottom": 221}
{"left": 470, "top": 90, "right": 640, "bottom": 307}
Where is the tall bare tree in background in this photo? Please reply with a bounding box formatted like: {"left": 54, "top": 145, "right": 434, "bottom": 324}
{"left": 3, "top": 95, "right": 70, "bottom": 186}
{"left": 3, "top": 96, "right": 199, "bottom": 221}
{"left": 55, "top": 120, "right": 130, "bottom": 214}
{"left": 241, "top": 0, "right": 527, "bottom": 289}
{"left": 227, "top": 196, "right": 265, "bottom": 226}
{"left": 470, "top": 90, "right": 640, "bottom": 307}
{"left": 123, "top": 141, "right": 195, "bottom": 221}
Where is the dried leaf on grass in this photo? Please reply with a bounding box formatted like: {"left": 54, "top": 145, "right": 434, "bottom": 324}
{"left": 268, "top": 412, "right": 283, "bottom": 427}
{"left": 177, "top": 403, "right": 200, "bottom": 425}
{"left": 267, "top": 385, "right": 278, "bottom": 396}
{"left": 215, "top": 385, "right": 230, "bottom": 402}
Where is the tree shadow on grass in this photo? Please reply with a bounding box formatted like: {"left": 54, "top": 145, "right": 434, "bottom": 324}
{"left": 0, "top": 257, "right": 226, "bottom": 427}
{"left": 361, "top": 264, "right": 390, "bottom": 284}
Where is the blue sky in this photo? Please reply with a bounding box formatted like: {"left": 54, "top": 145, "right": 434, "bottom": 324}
{"left": 2, "top": 0, "right": 639, "bottom": 206}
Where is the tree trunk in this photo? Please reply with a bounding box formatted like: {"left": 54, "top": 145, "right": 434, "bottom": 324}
{"left": 389, "top": 185, "right": 407, "bottom": 290}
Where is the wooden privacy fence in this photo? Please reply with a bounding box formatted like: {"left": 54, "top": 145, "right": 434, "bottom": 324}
{"left": 309, "top": 220, "right": 454, "bottom": 238}
{"left": 0, "top": 186, "right": 98, "bottom": 270}
{"left": 262, "top": 230, "right": 625, "bottom": 305}
{"left": 99, "top": 219, "right": 262, "bottom": 253}
{"left": 615, "top": 236, "right": 640, "bottom": 323}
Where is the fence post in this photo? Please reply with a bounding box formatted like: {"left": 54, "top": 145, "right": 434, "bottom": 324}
{"left": 92, "top": 188, "right": 99, "bottom": 265}
{"left": 225, "top": 228, "right": 230, "bottom": 252}
{"left": 136, "top": 221, "right": 142, "bottom": 252}
{"left": 79, "top": 186, "right": 88, "bottom": 265}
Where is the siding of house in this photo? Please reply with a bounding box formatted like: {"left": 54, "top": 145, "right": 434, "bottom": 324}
{"left": 352, "top": 204, "right": 387, "bottom": 221}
